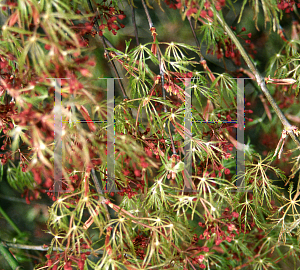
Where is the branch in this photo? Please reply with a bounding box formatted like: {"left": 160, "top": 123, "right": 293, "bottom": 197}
{"left": 214, "top": 10, "right": 300, "bottom": 149}
{"left": 130, "top": 3, "right": 139, "bottom": 46}
{"left": 141, "top": 0, "right": 177, "bottom": 155}
{"left": 2, "top": 241, "right": 104, "bottom": 254}
{"left": 187, "top": 16, "right": 202, "bottom": 60}
{"left": 91, "top": 168, "right": 111, "bottom": 221}
{"left": 141, "top": 0, "right": 167, "bottom": 111}
{"left": 87, "top": 0, "right": 130, "bottom": 103}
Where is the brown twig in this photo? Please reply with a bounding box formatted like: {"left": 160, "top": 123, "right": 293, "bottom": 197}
{"left": 130, "top": 3, "right": 139, "bottom": 46}
{"left": 141, "top": 0, "right": 177, "bottom": 156}
{"left": 3, "top": 241, "right": 104, "bottom": 254}
{"left": 87, "top": 0, "right": 130, "bottom": 103}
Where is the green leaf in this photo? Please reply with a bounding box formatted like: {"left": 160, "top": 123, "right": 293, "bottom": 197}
{"left": 0, "top": 164, "right": 3, "bottom": 181}
{"left": 3, "top": 26, "right": 34, "bottom": 35}
{"left": 7, "top": 162, "right": 35, "bottom": 192}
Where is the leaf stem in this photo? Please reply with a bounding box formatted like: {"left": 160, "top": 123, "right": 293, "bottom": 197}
{"left": 0, "top": 206, "right": 22, "bottom": 236}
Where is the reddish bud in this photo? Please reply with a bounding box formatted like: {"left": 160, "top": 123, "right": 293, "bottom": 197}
{"left": 200, "top": 10, "right": 207, "bottom": 18}
{"left": 232, "top": 212, "right": 239, "bottom": 218}
{"left": 224, "top": 168, "right": 231, "bottom": 175}
{"left": 204, "top": 2, "right": 211, "bottom": 9}
{"left": 118, "top": 14, "right": 126, "bottom": 20}
{"left": 111, "top": 24, "right": 120, "bottom": 30}
{"left": 187, "top": 8, "right": 198, "bottom": 16}
{"left": 45, "top": 44, "right": 51, "bottom": 50}
{"left": 202, "top": 246, "right": 209, "bottom": 252}
{"left": 208, "top": 10, "right": 213, "bottom": 17}
{"left": 80, "top": 68, "right": 92, "bottom": 77}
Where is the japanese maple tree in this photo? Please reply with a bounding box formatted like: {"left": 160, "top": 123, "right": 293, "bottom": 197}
{"left": 0, "top": 0, "right": 300, "bottom": 269}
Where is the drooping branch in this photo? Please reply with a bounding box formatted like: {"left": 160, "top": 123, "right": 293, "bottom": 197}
{"left": 214, "top": 9, "right": 300, "bottom": 149}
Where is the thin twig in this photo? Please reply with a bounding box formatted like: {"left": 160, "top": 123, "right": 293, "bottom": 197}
{"left": 102, "top": 37, "right": 122, "bottom": 55}
{"left": 141, "top": 0, "right": 166, "bottom": 112}
{"left": 285, "top": 114, "right": 300, "bottom": 123}
{"left": 3, "top": 242, "right": 104, "bottom": 254}
{"left": 141, "top": 0, "right": 154, "bottom": 28}
{"left": 100, "top": 38, "right": 128, "bottom": 99}
{"left": 141, "top": 0, "right": 177, "bottom": 156}
{"left": 168, "top": 120, "right": 177, "bottom": 155}
{"left": 87, "top": 0, "right": 130, "bottom": 102}
{"left": 130, "top": 3, "right": 139, "bottom": 46}
{"left": 160, "top": 68, "right": 167, "bottom": 113}
{"left": 187, "top": 16, "right": 203, "bottom": 61}
{"left": 186, "top": 12, "right": 231, "bottom": 112}
{"left": 91, "top": 168, "right": 111, "bottom": 221}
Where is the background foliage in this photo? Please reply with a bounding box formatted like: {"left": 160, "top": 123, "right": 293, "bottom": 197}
{"left": 0, "top": 0, "right": 300, "bottom": 269}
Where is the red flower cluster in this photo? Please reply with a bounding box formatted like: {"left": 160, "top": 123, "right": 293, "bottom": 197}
{"left": 212, "top": 27, "right": 256, "bottom": 66}
{"left": 45, "top": 240, "right": 91, "bottom": 270}
{"left": 277, "top": 0, "right": 300, "bottom": 13}
{"left": 21, "top": 188, "right": 40, "bottom": 204}
{"left": 0, "top": 102, "right": 17, "bottom": 164}
{"left": 91, "top": 2, "right": 126, "bottom": 36}
{"left": 131, "top": 234, "right": 149, "bottom": 259}
{"left": 198, "top": 210, "right": 239, "bottom": 247}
